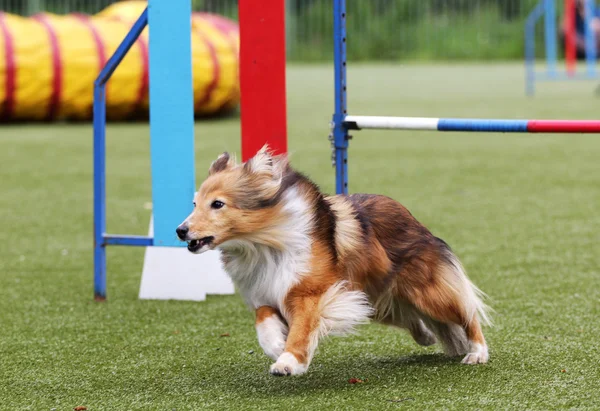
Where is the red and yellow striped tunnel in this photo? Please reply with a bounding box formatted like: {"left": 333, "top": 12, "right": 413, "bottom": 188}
{"left": 0, "top": 1, "right": 239, "bottom": 121}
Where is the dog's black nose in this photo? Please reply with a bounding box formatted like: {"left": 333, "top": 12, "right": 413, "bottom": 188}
{"left": 176, "top": 225, "right": 189, "bottom": 240}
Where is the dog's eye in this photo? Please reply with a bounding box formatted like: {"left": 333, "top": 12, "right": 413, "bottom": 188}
{"left": 211, "top": 200, "right": 224, "bottom": 209}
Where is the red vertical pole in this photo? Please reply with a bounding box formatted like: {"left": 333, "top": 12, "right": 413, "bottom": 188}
{"left": 239, "top": 0, "right": 288, "bottom": 161}
{"left": 565, "top": 0, "right": 576, "bottom": 75}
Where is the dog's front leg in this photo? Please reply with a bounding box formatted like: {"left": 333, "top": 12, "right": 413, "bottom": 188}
{"left": 269, "top": 296, "right": 320, "bottom": 377}
{"left": 255, "top": 306, "right": 288, "bottom": 361}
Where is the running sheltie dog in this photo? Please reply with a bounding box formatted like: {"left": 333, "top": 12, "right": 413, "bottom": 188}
{"left": 176, "top": 146, "right": 490, "bottom": 376}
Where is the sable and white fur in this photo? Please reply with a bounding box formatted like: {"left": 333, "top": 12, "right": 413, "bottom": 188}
{"left": 176, "top": 146, "right": 491, "bottom": 376}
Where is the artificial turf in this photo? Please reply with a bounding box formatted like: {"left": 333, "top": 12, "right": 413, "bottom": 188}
{"left": 0, "top": 63, "right": 599, "bottom": 410}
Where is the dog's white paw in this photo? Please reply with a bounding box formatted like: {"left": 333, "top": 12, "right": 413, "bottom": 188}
{"left": 461, "top": 343, "right": 489, "bottom": 364}
{"left": 269, "top": 352, "right": 307, "bottom": 376}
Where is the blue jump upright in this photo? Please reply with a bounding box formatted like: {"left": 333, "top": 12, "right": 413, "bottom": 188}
{"left": 147, "top": 0, "right": 196, "bottom": 249}
{"left": 525, "top": 0, "right": 599, "bottom": 95}
{"left": 330, "top": 0, "right": 349, "bottom": 196}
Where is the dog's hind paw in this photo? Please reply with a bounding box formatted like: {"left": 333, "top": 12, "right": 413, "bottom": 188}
{"left": 461, "top": 343, "right": 489, "bottom": 364}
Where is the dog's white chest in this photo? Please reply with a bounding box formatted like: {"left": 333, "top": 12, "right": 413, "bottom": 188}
{"left": 220, "top": 242, "right": 309, "bottom": 311}
{"left": 218, "top": 188, "right": 313, "bottom": 311}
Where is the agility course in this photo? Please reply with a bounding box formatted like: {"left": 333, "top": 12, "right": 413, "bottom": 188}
{"left": 94, "top": 0, "right": 600, "bottom": 296}
{"left": 0, "top": 0, "right": 239, "bottom": 121}
{"left": 2, "top": 0, "right": 600, "bottom": 409}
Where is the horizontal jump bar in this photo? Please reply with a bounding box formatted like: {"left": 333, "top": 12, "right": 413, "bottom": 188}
{"left": 103, "top": 235, "right": 154, "bottom": 246}
{"left": 344, "top": 116, "right": 600, "bottom": 133}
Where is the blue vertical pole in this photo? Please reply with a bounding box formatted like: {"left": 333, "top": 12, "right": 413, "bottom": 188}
{"left": 147, "top": 0, "right": 196, "bottom": 246}
{"left": 525, "top": 1, "right": 546, "bottom": 96}
{"left": 93, "top": 83, "right": 107, "bottom": 301}
{"left": 545, "top": 0, "right": 557, "bottom": 75}
{"left": 526, "top": 4, "right": 536, "bottom": 96}
{"left": 584, "top": 0, "right": 597, "bottom": 75}
{"left": 92, "top": 9, "right": 148, "bottom": 301}
{"left": 332, "top": 0, "right": 349, "bottom": 195}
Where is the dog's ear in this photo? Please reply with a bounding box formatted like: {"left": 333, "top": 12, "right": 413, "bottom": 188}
{"left": 209, "top": 152, "right": 235, "bottom": 175}
{"left": 243, "top": 144, "right": 289, "bottom": 180}
{"left": 240, "top": 144, "right": 287, "bottom": 201}
{"left": 243, "top": 144, "right": 275, "bottom": 176}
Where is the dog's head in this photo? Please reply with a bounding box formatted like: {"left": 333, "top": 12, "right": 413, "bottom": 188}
{"left": 175, "top": 145, "right": 289, "bottom": 253}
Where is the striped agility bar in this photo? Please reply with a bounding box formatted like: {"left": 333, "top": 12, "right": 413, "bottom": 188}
{"left": 344, "top": 116, "right": 600, "bottom": 133}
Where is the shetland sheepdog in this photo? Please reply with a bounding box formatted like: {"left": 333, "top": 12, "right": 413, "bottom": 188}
{"left": 176, "top": 146, "right": 491, "bottom": 376}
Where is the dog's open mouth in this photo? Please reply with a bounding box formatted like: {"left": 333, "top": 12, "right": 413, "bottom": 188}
{"left": 187, "top": 236, "right": 214, "bottom": 252}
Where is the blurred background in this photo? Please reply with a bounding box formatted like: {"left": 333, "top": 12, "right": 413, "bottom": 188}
{"left": 0, "top": 0, "right": 549, "bottom": 61}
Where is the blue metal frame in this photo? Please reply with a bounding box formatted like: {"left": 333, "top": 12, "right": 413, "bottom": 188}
{"left": 332, "top": 0, "right": 349, "bottom": 195}
{"left": 584, "top": 0, "right": 598, "bottom": 73}
{"left": 526, "top": 0, "right": 546, "bottom": 95}
{"left": 93, "top": 8, "right": 151, "bottom": 301}
{"left": 545, "top": 0, "right": 558, "bottom": 75}
{"left": 104, "top": 235, "right": 154, "bottom": 246}
{"left": 526, "top": 0, "right": 599, "bottom": 95}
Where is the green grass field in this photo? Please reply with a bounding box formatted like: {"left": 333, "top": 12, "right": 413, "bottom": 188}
{"left": 1, "top": 63, "right": 599, "bottom": 410}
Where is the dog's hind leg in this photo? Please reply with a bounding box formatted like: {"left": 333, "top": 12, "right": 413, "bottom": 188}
{"left": 460, "top": 317, "right": 488, "bottom": 364}
{"left": 425, "top": 320, "right": 469, "bottom": 357}
{"left": 407, "top": 317, "right": 438, "bottom": 347}
{"left": 409, "top": 289, "right": 488, "bottom": 364}
{"left": 374, "top": 297, "right": 437, "bottom": 347}
{"left": 403, "top": 258, "right": 490, "bottom": 365}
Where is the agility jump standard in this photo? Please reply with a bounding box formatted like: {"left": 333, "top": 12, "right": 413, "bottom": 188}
{"left": 525, "top": 0, "right": 598, "bottom": 95}
{"left": 330, "top": 0, "right": 600, "bottom": 195}
{"left": 93, "top": 0, "right": 287, "bottom": 301}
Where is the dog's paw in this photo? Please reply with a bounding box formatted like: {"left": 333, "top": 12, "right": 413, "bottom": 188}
{"left": 269, "top": 352, "right": 307, "bottom": 376}
{"left": 461, "top": 343, "right": 489, "bottom": 364}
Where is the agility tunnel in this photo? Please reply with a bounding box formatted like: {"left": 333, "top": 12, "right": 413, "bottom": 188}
{"left": 0, "top": 1, "right": 239, "bottom": 121}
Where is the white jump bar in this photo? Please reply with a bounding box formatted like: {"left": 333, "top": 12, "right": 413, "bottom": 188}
{"left": 344, "top": 116, "right": 438, "bottom": 130}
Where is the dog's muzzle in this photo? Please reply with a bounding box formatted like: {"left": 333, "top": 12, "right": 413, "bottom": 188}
{"left": 176, "top": 224, "right": 214, "bottom": 252}
{"left": 187, "top": 236, "right": 214, "bottom": 252}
